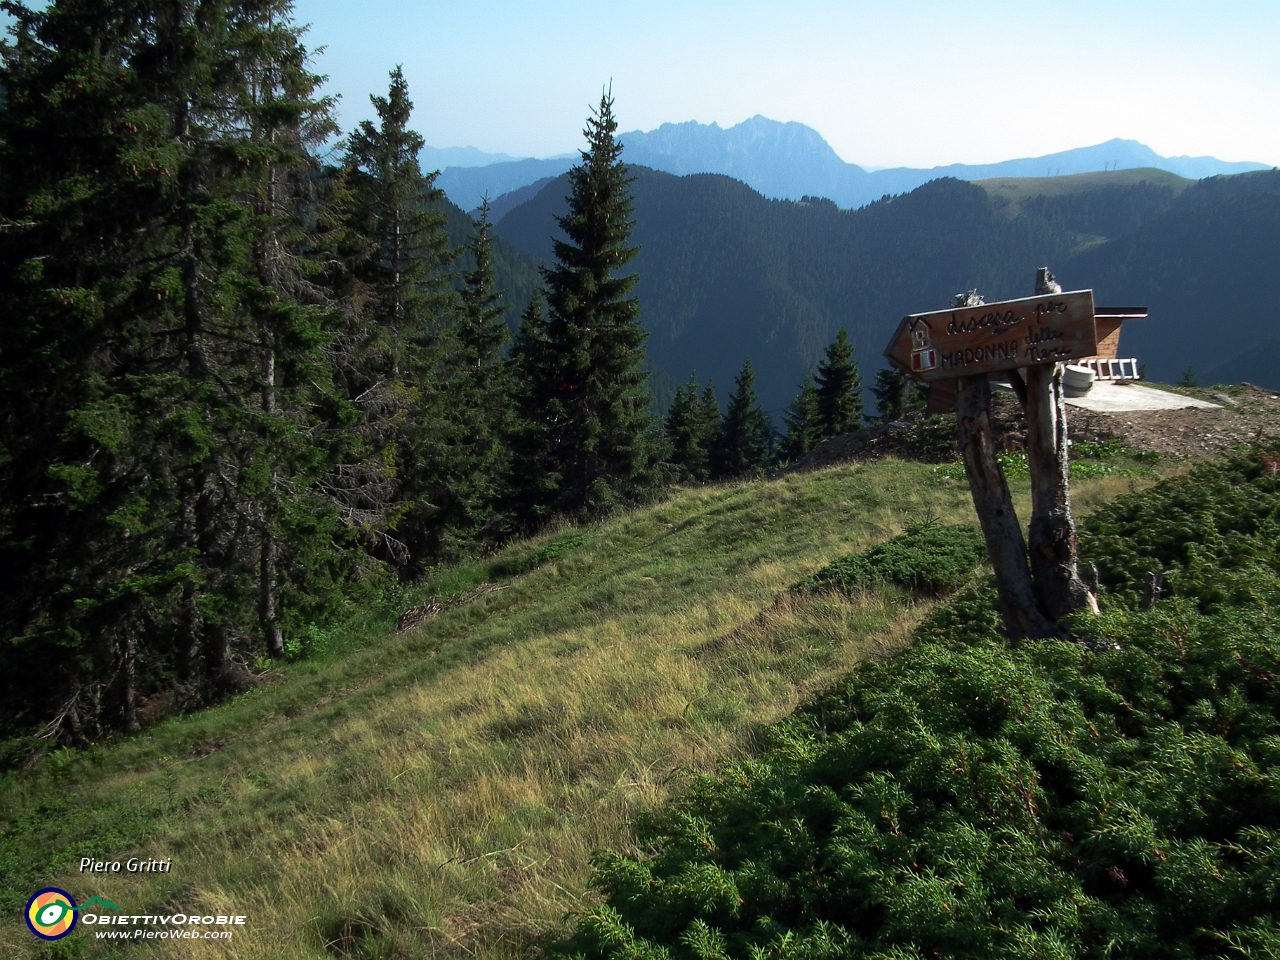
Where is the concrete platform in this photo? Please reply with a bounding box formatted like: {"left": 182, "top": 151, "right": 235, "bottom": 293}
{"left": 1064, "top": 381, "right": 1221, "bottom": 412}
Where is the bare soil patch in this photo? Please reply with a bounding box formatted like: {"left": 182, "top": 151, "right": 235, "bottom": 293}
{"left": 1064, "top": 383, "right": 1280, "bottom": 460}
{"left": 793, "top": 383, "right": 1280, "bottom": 469}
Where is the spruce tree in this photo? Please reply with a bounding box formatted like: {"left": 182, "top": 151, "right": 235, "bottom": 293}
{"left": 446, "top": 196, "right": 511, "bottom": 541}
{"left": 0, "top": 0, "right": 187, "bottom": 734}
{"left": 342, "top": 67, "right": 452, "bottom": 367}
{"left": 712, "top": 360, "right": 772, "bottom": 479}
{"left": 871, "top": 366, "right": 927, "bottom": 422}
{"left": 515, "top": 88, "right": 653, "bottom": 518}
{"left": 340, "top": 66, "right": 458, "bottom": 570}
{"left": 815, "top": 328, "right": 863, "bottom": 438}
{"left": 505, "top": 291, "right": 560, "bottom": 529}
{"left": 665, "top": 374, "right": 718, "bottom": 482}
{"left": 699, "top": 381, "right": 723, "bottom": 456}
{"left": 780, "top": 373, "right": 822, "bottom": 462}
{"left": 233, "top": 0, "right": 346, "bottom": 662}
{"left": 457, "top": 199, "right": 509, "bottom": 373}
{"left": 0, "top": 0, "right": 347, "bottom": 738}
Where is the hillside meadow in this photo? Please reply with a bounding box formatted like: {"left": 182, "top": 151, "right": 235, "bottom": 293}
{"left": 556, "top": 444, "right": 1280, "bottom": 960}
{"left": 1, "top": 460, "right": 1152, "bottom": 959}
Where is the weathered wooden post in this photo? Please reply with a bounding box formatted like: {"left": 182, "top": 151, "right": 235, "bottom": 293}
{"left": 1024, "top": 268, "right": 1097, "bottom": 619}
{"left": 954, "top": 371, "right": 1054, "bottom": 637}
{"left": 883, "top": 282, "right": 1100, "bottom": 637}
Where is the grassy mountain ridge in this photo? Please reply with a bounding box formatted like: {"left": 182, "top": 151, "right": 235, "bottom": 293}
{"left": 977, "top": 167, "right": 1190, "bottom": 220}
{"left": 0, "top": 462, "right": 1147, "bottom": 958}
{"left": 495, "top": 167, "right": 1280, "bottom": 411}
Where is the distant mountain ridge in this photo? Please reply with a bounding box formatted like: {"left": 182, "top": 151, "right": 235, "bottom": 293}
{"left": 491, "top": 166, "right": 1280, "bottom": 412}
{"left": 622, "top": 117, "right": 855, "bottom": 205}
{"left": 419, "top": 144, "right": 527, "bottom": 170}
{"left": 436, "top": 116, "right": 1270, "bottom": 211}
{"left": 438, "top": 157, "right": 577, "bottom": 209}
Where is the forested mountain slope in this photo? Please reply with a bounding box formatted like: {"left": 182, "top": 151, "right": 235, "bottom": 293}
{"left": 496, "top": 167, "right": 1280, "bottom": 411}
{"left": 1066, "top": 170, "right": 1280, "bottom": 383}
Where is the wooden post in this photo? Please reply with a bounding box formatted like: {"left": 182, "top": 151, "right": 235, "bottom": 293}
{"left": 1025, "top": 269, "right": 1097, "bottom": 620}
{"left": 882, "top": 282, "right": 1102, "bottom": 635}
{"left": 955, "top": 373, "right": 1055, "bottom": 638}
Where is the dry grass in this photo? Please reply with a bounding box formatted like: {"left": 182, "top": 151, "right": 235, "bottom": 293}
{"left": 0, "top": 460, "right": 1155, "bottom": 959}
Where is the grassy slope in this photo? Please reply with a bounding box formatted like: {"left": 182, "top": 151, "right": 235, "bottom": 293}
{"left": 975, "top": 167, "right": 1191, "bottom": 214}
{"left": 0, "top": 462, "right": 1151, "bottom": 959}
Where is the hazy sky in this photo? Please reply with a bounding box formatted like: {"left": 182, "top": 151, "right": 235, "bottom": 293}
{"left": 297, "top": 2, "right": 1276, "bottom": 167}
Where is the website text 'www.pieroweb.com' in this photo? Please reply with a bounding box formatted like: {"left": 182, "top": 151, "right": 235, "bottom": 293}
{"left": 86, "top": 913, "right": 244, "bottom": 941}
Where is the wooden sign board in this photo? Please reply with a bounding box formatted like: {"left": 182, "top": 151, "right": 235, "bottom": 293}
{"left": 883, "top": 290, "right": 1097, "bottom": 382}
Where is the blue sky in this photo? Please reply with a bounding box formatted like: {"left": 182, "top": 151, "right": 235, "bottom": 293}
{"left": 18, "top": 2, "right": 1278, "bottom": 168}
{"left": 291, "top": 0, "right": 1279, "bottom": 168}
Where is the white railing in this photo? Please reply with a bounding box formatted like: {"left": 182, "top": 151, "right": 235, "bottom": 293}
{"left": 1079, "top": 358, "right": 1140, "bottom": 381}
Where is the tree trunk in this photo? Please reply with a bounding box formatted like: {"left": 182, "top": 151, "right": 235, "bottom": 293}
{"left": 1023, "top": 268, "right": 1097, "bottom": 620}
{"left": 122, "top": 631, "right": 140, "bottom": 733}
{"left": 955, "top": 374, "right": 1055, "bottom": 638}
{"left": 205, "top": 621, "right": 254, "bottom": 695}
{"left": 1024, "top": 363, "right": 1096, "bottom": 619}
{"left": 260, "top": 533, "right": 285, "bottom": 660}
{"left": 258, "top": 345, "right": 285, "bottom": 660}
{"left": 181, "top": 579, "right": 203, "bottom": 688}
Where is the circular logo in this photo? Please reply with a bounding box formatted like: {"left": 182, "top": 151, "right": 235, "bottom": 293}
{"left": 25, "top": 888, "right": 78, "bottom": 941}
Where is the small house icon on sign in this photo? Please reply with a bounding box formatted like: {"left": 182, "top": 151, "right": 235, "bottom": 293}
{"left": 908, "top": 318, "right": 936, "bottom": 372}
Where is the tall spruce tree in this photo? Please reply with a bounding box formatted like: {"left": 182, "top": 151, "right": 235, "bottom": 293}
{"left": 234, "top": 1, "right": 345, "bottom": 662}
{"left": 457, "top": 199, "right": 509, "bottom": 374}
{"left": 0, "top": 0, "right": 185, "bottom": 736}
{"left": 510, "top": 89, "right": 652, "bottom": 520}
{"left": 699, "top": 382, "right": 723, "bottom": 457}
{"left": 815, "top": 328, "right": 863, "bottom": 438}
{"left": 780, "top": 373, "right": 822, "bottom": 462}
{"left": 340, "top": 67, "right": 458, "bottom": 571}
{"left": 712, "top": 361, "right": 772, "bottom": 479}
{"left": 447, "top": 197, "right": 511, "bottom": 540}
{"left": 505, "top": 291, "right": 560, "bottom": 530}
{"left": 665, "top": 374, "right": 719, "bottom": 482}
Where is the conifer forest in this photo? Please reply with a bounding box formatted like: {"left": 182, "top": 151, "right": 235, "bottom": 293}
{"left": 0, "top": 2, "right": 865, "bottom": 742}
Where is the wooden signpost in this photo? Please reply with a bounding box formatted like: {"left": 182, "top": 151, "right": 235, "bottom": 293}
{"left": 884, "top": 274, "right": 1098, "bottom": 637}
{"left": 883, "top": 290, "right": 1097, "bottom": 382}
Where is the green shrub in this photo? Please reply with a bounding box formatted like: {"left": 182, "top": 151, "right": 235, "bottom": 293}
{"left": 795, "top": 522, "right": 988, "bottom": 596}
{"left": 558, "top": 445, "right": 1280, "bottom": 960}
{"left": 1072, "top": 438, "right": 1160, "bottom": 464}
{"left": 1081, "top": 444, "right": 1280, "bottom": 610}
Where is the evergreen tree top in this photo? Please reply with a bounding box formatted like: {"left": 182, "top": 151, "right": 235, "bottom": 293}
{"left": 340, "top": 67, "right": 452, "bottom": 342}
{"left": 815, "top": 328, "right": 863, "bottom": 438}
{"left": 512, "top": 88, "right": 652, "bottom": 518}
{"left": 713, "top": 359, "right": 771, "bottom": 479}
{"left": 781, "top": 372, "right": 821, "bottom": 462}
{"left": 458, "top": 197, "right": 508, "bottom": 367}
{"left": 549, "top": 88, "right": 639, "bottom": 286}
{"left": 349, "top": 66, "right": 425, "bottom": 178}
